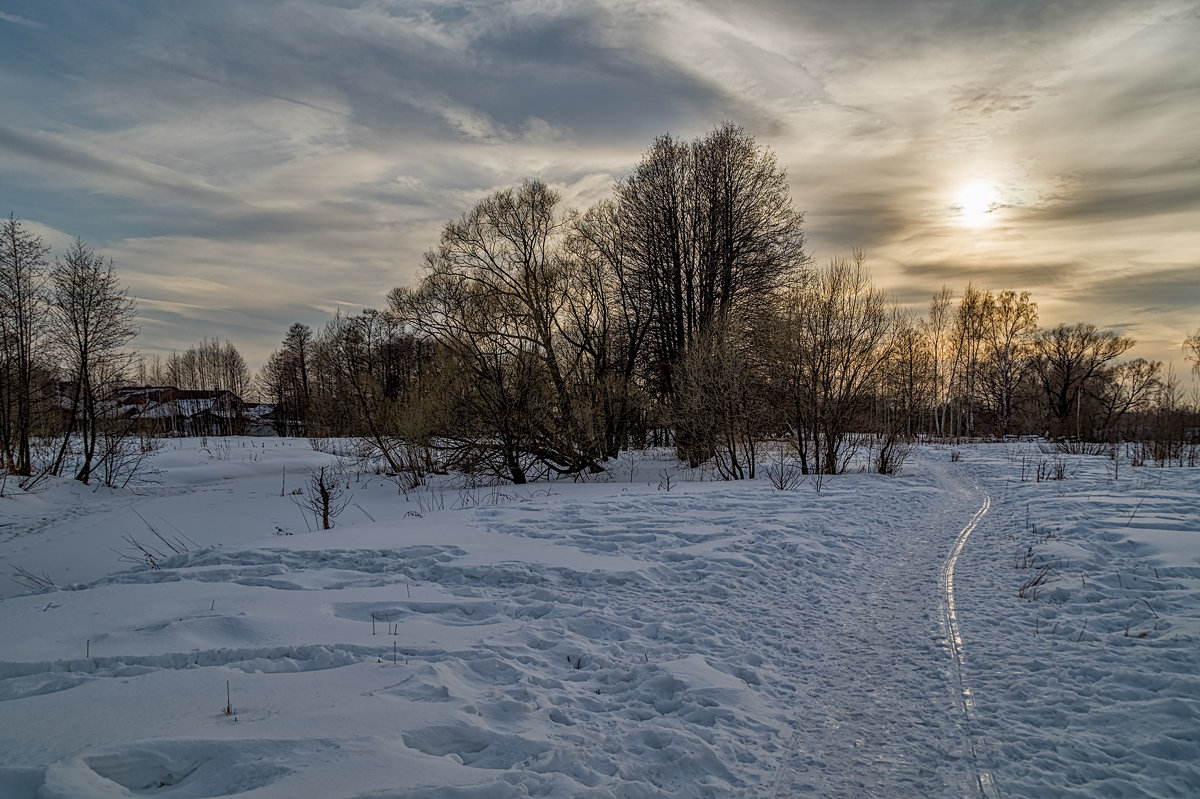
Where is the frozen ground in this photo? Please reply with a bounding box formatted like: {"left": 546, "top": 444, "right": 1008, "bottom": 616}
{"left": 0, "top": 438, "right": 1196, "bottom": 797}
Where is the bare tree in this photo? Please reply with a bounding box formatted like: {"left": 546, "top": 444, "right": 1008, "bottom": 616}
{"left": 673, "top": 325, "right": 771, "bottom": 478}
{"left": 1031, "top": 323, "right": 1134, "bottom": 438}
{"left": 1185, "top": 329, "right": 1200, "bottom": 379}
{"left": 879, "top": 312, "right": 935, "bottom": 443}
{"left": 773, "top": 253, "right": 897, "bottom": 474}
{"left": 48, "top": 239, "right": 138, "bottom": 483}
{"left": 166, "top": 337, "right": 250, "bottom": 397}
{"left": 950, "top": 284, "right": 988, "bottom": 437}
{"left": 559, "top": 199, "right": 651, "bottom": 458}
{"left": 309, "top": 310, "right": 440, "bottom": 481}
{"left": 292, "top": 464, "right": 350, "bottom": 530}
{"left": 259, "top": 322, "right": 312, "bottom": 435}
{"left": 618, "top": 124, "right": 809, "bottom": 403}
{"left": 392, "top": 179, "right": 604, "bottom": 482}
{"left": 923, "top": 286, "right": 954, "bottom": 436}
{"left": 1093, "top": 358, "right": 1162, "bottom": 437}
{"left": 0, "top": 215, "right": 52, "bottom": 476}
{"left": 979, "top": 289, "right": 1038, "bottom": 435}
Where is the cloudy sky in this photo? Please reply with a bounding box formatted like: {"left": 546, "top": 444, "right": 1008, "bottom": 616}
{"left": 2, "top": 0, "right": 1198, "bottom": 373}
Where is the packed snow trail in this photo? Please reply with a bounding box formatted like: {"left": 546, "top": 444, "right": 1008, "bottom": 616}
{"left": 767, "top": 458, "right": 989, "bottom": 797}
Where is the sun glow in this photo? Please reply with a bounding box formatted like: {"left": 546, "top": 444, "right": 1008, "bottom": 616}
{"left": 956, "top": 182, "right": 998, "bottom": 227}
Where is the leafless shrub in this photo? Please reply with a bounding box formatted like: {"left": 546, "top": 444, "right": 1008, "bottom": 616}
{"left": 96, "top": 430, "right": 162, "bottom": 489}
{"left": 1018, "top": 564, "right": 1054, "bottom": 601}
{"left": 10, "top": 564, "right": 56, "bottom": 591}
{"left": 208, "top": 440, "right": 232, "bottom": 460}
{"left": 1047, "top": 440, "right": 1113, "bottom": 457}
{"left": 308, "top": 437, "right": 357, "bottom": 457}
{"left": 764, "top": 446, "right": 806, "bottom": 491}
{"left": 113, "top": 512, "right": 195, "bottom": 569}
{"left": 292, "top": 464, "right": 351, "bottom": 529}
{"left": 1036, "top": 455, "right": 1070, "bottom": 482}
{"left": 875, "top": 434, "right": 914, "bottom": 476}
{"left": 413, "top": 485, "right": 446, "bottom": 515}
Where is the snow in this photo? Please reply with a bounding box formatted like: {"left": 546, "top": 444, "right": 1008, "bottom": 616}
{"left": 1, "top": 438, "right": 1197, "bottom": 797}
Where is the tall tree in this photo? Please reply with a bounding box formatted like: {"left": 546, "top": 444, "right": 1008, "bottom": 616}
{"left": 617, "top": 123, "right": 809, "bottom": 401}
{"left": 308, "top": 309, "right": 439, "bottom": 478}
{"left": 260, "top": 323, "right": 312, "bottom": 434}
{"left": 1093, "top": 358, "right": 1162, "bottom": 437}
{"left": 48, "top": 239, "right": 138, "bottom": 483}
{"left": 166, "top": 337, "right": 250, "bottom": 396}
{"left": 882, "top": 313, "right": 935, "bottom": 440}
{"left": 950, "top": 284, "right": 988, "bottom": 437}
{"left": 560, "top": 199, "right": 651, "bottom": 457}
{"left": 1185, "top": 329, "right": 1200, "bottom": 378}
{"left": 923, "top": 286, "right": 954, "bottom": 436}
{"left": 392, "top": 179, "right": 604, "bottom": 481}
{"left": 0, "top": 214, "right": 52, "bottom": 475}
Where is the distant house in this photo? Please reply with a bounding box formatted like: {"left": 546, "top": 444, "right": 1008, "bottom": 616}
{"left": 242, "top": 402, "right": 284, "bottom": 437}
{"left": 115, "top": 387, "right": 274, "bottom": 437}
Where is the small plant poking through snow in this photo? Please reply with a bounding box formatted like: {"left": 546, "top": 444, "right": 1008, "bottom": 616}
{"left": 10, "top": 564, "right": 55, "bottom": 591}
{"left": 114, "top": 514, "right": 195, "bottom": 569}
{"left": 292, "top": 464, "right": 351, "bottom": 530}
{"left": 765, "top": 446, "right": 806, "bottom": 491}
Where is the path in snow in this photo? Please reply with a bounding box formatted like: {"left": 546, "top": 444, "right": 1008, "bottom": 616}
{"left": 1, "top": 443, "right": 1071, "bottom": 797}
{"left": 767, "top": 458, "right": 988, "bottom": 797}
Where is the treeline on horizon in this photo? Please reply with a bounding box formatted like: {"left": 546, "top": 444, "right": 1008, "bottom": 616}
{"left": 4, "top": 124, "right": 1200, "bottom": 486}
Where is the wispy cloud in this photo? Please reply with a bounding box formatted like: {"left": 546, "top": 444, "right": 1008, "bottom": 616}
{"left": 1, "top": 0, "right": 1196, "bottom": 369}
{"left": 0, "top": 11, "right": 45, "bottom": 29}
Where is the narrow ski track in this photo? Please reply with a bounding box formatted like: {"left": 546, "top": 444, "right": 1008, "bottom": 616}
{"left": 939, "top": 479, "right": 998, "bottom": 798}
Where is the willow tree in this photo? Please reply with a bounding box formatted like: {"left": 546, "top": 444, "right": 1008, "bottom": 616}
{"left": 391, "top": 179, "right": 602, "bottom": 483}
{"left": 1031, "top": 322, "right": 1134, "bottom": 438}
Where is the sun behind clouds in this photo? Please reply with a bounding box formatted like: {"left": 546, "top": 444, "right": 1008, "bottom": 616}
{"left": 955, "top": 182, "right": 999, "bottom": 227}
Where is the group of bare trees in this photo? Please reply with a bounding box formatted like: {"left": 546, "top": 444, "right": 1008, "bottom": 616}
{"left": 1, "top": 216, "right": 140, "bottom": 484}
{"left": 8, "top": 125, "right": 1197, "bottom": 487}
{"left": 139, "top": 337, "right": 251, "bottom": 398}
{"left": 0, "top": 213, "right": 259, "bottom": 483}
{"left": 256, "top": 124, "right": 1197, "bottom": 483}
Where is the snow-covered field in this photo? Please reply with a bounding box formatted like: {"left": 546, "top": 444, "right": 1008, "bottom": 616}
{"left": 0, "top": 438, "right": 1196, "bottom": 798}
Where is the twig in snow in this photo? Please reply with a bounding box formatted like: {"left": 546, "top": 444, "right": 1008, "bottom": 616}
{"left": 1125, "top": 498, "right": 1144, "bottom": 527}
{"left": 353, "top": 501, "right": 377, "bottom": 523}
